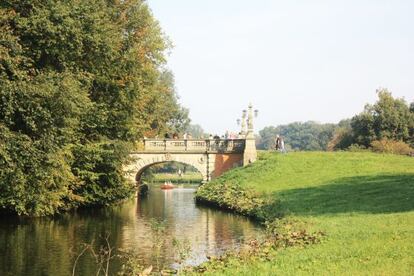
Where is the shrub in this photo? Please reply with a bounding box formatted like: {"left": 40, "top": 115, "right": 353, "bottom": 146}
{"left": 347, "top": 144, "right": 368, "bottom": 152}
{"left": 371, "top": 139, "right": 413, "bottom": 155}
{"left": 196, "top": 181, "right": 266, "bottom": 218}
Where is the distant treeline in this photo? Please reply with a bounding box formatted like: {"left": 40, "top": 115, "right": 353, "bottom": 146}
{"left": 258, "top": 89, "right": 414, "bottom": 153}
{"left": 258, "top": 121, "right": 340, "bottom": 151}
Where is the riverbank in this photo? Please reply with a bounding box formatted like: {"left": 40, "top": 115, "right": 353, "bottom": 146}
{"left": 191, "top": 151, "right": 414, "bottom": 275}
{"left": 143, "top": 172, "right": 203, "bottom": 184}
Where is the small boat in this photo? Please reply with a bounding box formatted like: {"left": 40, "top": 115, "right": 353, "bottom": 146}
{"left": 160, "top": 181, "right": 175, "bottom": 190}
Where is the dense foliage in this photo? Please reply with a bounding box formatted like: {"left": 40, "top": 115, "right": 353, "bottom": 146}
{"left": 0, "top": 0, "right": 188, "bottom": 216}
{"left": 330, "top": 89, "right": 414, "bottom": 151}
{"left": 350, "top": 89, "right": 414, "bottom": 147}
{"left": 196, "top": 179, "right": 268, "bottom": 219}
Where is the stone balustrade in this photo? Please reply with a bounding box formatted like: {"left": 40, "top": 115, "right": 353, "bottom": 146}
{"left": 140, "top": 138, "right": 246, "bottom": 153}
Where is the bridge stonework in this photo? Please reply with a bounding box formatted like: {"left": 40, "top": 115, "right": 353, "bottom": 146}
{"left": 124, "top": 137, "right": 256, "bottom": 184}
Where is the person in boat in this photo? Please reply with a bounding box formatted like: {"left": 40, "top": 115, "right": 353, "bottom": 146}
{"left": 161, "top": 181, "right": 174, "bottom": 189}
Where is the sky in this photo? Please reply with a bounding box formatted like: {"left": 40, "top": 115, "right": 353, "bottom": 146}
{"left": 148, "top": 0, "right": 414, "bottom": 134}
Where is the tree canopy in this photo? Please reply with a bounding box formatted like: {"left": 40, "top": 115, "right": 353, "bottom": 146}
{"left": 328, "top": 89, "right": 414, "bottom": 151}
{"left": 350, "top": 89, "right": 413, "bottom": 147}
{"left": 0, "top": 0, "right": 188, "bottom": 216}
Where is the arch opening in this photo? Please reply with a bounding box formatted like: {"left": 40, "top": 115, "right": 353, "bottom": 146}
{"left": 136, "top": 161, "right": 206, "bottom": 184}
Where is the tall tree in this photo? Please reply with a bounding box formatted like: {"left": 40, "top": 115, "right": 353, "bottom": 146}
{"left": 351, "top": 89, "right": 413, "bottom": 147}
{"left": 0, "top": 0, "right": 186, "bottom": 216}
{"left": 327, "top": 119, "right": 354, "bottom": 151}
{"left": 142, "top": 69, "right": 190, "bottom": 137}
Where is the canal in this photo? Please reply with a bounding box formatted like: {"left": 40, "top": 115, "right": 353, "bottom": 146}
{"left": 0, "top": 184, "right": 261, "bottom": 275}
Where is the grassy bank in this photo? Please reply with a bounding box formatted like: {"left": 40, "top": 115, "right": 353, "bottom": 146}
{"left": 143, "top": 172, "right": 203, "bottom": 184}
{"left": 193, "top": 152, "right": 414, "bottom": 275}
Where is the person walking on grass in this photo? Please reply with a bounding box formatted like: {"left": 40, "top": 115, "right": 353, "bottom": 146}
{"left": 280, "top": 136, "right": 287, "bottom": 153}
{"left": 275, "top": 135, "right": 281, "bottom": 151}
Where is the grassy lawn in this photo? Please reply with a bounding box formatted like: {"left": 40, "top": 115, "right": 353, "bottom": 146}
{"left": 195, "top": 152, "right": 414, "bottom": 275}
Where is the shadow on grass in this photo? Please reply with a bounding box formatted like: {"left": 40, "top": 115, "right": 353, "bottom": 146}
{"left": 275, "top": 174, "right": 414, "bottom": 216}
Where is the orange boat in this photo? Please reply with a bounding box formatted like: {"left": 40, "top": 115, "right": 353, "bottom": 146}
{"left": 160, "top": 181, "right": 175, "bottom": 190}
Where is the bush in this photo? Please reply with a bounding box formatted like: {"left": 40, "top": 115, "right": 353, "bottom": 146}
{"left": 347, "top": 144, "right": 368, "bottom": 152}
{"left": 195, "top": 181, "right": 266, "bottom": 219}
{"left": 371, "top": 139, "right": 413, "bottom": 155}
{"left": 71, "top": 141, "right": 135, "bottom": 206}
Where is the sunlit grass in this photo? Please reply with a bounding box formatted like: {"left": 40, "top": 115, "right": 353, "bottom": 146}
{"left": 194, "top": 152, "right": 414, "bottom": 275}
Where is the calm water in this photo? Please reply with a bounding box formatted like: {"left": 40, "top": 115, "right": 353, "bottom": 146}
{"left": 0, "top": 184, "right": 261, "bottom": 275}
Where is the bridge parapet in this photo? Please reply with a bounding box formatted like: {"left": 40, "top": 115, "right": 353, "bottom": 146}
{"left": 139, "top": 139, "right": 245, "bottom": 153}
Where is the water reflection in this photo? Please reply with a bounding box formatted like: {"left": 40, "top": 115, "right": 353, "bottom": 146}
{"left": 0, "top": 184, "right": 260, "bottom": 275}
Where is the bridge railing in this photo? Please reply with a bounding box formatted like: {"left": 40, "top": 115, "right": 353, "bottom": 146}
{"left": 142, "top": 139, "right": 245, "bottom": 153}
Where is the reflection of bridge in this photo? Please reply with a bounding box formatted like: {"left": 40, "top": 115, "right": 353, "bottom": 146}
{"left": 125, "top": 137, "right": 256, "bottom": 183}
{"left": 124, "top": 104, "right": 258, "bottom": 183}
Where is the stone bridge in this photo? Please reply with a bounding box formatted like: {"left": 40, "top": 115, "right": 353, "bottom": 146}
{"left": 124, "top": 137, "right": 257, "bottom": 183}
{"left": 124, "top": 103, "right": 258, "bottom": 183}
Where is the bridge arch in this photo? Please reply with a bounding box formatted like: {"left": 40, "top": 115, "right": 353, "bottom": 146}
{"left": 135, "top": 161, "right": 206, "bottom": 183}
{"left": 125, "top": 152, "right": 209, "bottom": 183}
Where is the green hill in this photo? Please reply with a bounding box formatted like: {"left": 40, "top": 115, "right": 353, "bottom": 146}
{"left": 194, "top": 152, "right": 414, "bottom": 275}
